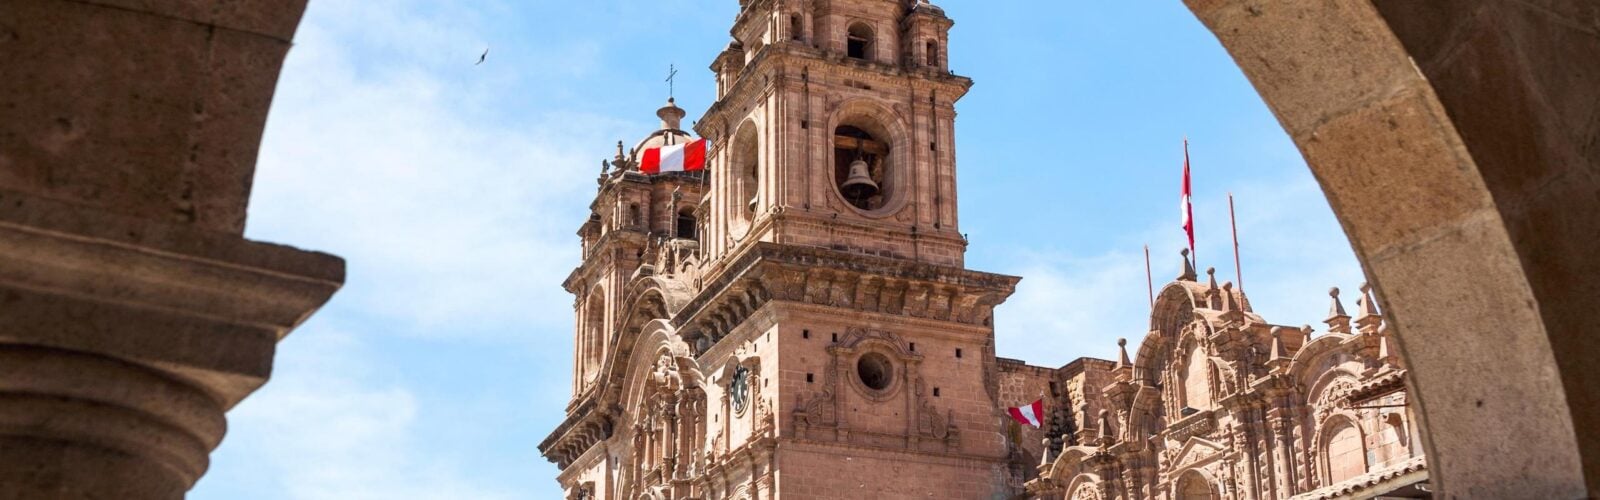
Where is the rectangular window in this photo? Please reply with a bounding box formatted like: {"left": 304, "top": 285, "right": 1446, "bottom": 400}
{"left": 803, "top": 329, "right": 810, "bottom": 339}
{"left": 956, "top": 348, "right": 963, "bottom": 358}
{"left": 847, "top": 38, "right": 868, "bottom": 59}
{"left": 909, "top": 342, "right": 916, "bottom": 352}
{"left": 933, "top": 388, "right": 941, "bottom": 397}
{"left": 832, "top": 332, "right": 838, "bottom": 342}
{"left": 806, "top": 373, "right": 814, "bottom": 383}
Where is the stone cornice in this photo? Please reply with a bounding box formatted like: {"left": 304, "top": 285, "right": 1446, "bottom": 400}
{"left": 0, "top": 190, "right": 342, "bottom": 405}
{"left": 562, "top": 228, "right": 645, "bottom": 293}
{"left": 674, "top": 242, "right": 1017, "bottom": 346}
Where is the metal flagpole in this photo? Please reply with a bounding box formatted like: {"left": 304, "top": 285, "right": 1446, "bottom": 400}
{"left": 1144, "top": 244, "right": 1154, "bottom": 307}
{"left": 1229, "top": 192, "right": 1243, "bottom": 293}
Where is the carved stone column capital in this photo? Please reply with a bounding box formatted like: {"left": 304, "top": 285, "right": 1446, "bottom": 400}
{"left": 0, "top": 1, "right": 340, "bottom": 497}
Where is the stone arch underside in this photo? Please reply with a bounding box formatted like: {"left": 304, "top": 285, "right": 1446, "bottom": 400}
{"left": 1184, "top": 0, "right": 1600, "bottom": 497}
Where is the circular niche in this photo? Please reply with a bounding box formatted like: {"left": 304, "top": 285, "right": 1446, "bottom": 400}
{"left": 830, "top": 114, "right": 902, "bottom": 217}
{"left": 856, "top": 352, "right": 894, "bottom": 391}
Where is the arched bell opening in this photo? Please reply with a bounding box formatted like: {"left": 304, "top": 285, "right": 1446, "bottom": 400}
{"left": 831, "top": 120, "right": 895, "bottom": 213}
{"left": 727, "top": 122, "right": 760, "bottom": 239}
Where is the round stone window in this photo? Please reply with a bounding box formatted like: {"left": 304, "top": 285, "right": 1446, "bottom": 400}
{"left": 856, "top": 352, "right": 893, "bottom": 391}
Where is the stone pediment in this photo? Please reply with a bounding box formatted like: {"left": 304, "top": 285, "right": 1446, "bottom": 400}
{"left": 1170, "top": 437, "right": 1226, "bottom": 471}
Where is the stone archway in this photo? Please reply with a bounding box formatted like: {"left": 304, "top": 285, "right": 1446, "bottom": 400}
{"left": 1184, "top": 1, "right": 1600, "bottom": 497}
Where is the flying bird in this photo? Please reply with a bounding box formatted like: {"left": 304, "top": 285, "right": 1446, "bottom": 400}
{"left": 476, "top": 47, "right": 489, "bottom": 66}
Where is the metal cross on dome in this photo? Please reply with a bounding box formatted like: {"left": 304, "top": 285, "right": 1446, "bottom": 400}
{"left": 666, "top": 63, "right": 678, "bottom": 100}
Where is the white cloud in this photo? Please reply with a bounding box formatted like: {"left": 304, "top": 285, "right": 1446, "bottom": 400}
{"left": 246, "top": 0, "right": 627, "bottom": 339}
{"left": 213, "top": 324, "right": 520, "bottom": 500}
{"left": 198, "top": 1, "right": 625, "bottom": 498}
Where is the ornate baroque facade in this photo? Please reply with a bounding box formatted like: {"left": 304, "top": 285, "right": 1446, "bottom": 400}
{"left": 538, "top": 1, "right": 1428, "bottom": 499}
{"left": 1014, "top": 262, "right": 1427, "bottom": 500}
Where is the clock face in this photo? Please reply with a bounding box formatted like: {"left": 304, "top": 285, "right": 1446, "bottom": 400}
{"left": 730, "top": 366, "right": 751, "bottom": 413}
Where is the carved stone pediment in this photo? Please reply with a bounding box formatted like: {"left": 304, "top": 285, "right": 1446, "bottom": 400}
{"left": 1169, "top": 437, "right": 1227, "bottom": 471}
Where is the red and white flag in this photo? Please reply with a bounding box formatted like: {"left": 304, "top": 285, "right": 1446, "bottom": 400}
{"left": 1007, "top": 399, "right": 1045, "bottom": 429}
{"left": 1181, "top": 138, "right": 1195, "bottom": 258}
{"left": 641, "top": 138, "right": 709, "bottom": 174}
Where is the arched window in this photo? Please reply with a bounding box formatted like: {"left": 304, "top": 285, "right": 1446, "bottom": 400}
{"left": 627, "top": 203, "right": 641, "bottom": 228}
{"left": 847, "top": 23, "right": 874, "bottom": 60}
{"left": 832, "top": 122, "right": 893, "bottom": 211}
{"left": 1324, "top": 418, "right": 1368, "bottom": 483}
{"left": 676, "top": 209, "right": 697, "bottom": 239}
{"left": 729, "top": 123, "right": 760, "bottom": 239}
{"left": 925, "top": 40, "right": 939, "bottom": 67}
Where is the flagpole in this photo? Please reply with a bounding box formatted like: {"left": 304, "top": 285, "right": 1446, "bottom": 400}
{"left": 1182, "top": 137, "right": 1196, "bottom": 270}
{"left": 1229, "top": 192, "right": 1243, "bottom": 293}
{"left": 1144, "top": 244, "right": 1154, "bottom": 307}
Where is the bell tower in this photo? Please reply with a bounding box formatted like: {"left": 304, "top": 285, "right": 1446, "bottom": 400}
{"left": 695, "top": 0, "right": 968, "bottom": 270}
{"left": 542, "top": 2, "right": 1026, "bottom": 499}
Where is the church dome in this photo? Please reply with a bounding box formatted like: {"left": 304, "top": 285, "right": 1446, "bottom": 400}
{"left": 632, "top": 98, "right": 695, "bottom": 156}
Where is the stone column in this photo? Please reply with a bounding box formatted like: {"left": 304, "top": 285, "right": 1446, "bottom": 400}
{"left": 0, "top": 1, "right": 341, "bottom": 498}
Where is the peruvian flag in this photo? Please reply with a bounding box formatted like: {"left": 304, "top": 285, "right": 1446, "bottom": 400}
{"left": 1181, "top": 138, "right": 1195, "bottom": 258}
{"left": 1007, "top": 399, "right": 1045, "bottom": 429}
{"left": 641, "top": 138, "right": 709, "bottom": 174}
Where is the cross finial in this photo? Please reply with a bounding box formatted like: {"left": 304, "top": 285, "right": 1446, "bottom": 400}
{"left": 666, "top": 63, "right": 679, "bottom": 100}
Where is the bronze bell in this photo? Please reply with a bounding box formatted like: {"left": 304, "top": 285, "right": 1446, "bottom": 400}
{"left": 840, "top": 157, "right": 879, "bottom": 200}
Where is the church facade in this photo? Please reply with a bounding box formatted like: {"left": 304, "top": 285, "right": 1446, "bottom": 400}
{"left": 538, "top": 1, "right": 1428, "bottom": 499}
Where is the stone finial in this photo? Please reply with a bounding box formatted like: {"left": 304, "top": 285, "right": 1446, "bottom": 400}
{"left": 1267, "top": 326, "right": 1291, "bottom": 371}
{"left": 610, "top": 140, "right": 630, "bottom": 173}
{"left": 1325, "top": 287, "right": 1352, "bottom": 334}
{"left": 1115, "top": 338, "right": 1132, "bottom": 370}
{"left": 1357, "top": 282, "right": 1379, "bottom": 315}
{"left": 1178, "top": 248, "right": 1197, "bottom": 281}
{"left": 1221, "top": 281, "right": 1239, "bottom": 312}
{"left": 1204, "top": 267, "right": 1221, "bottom": 309}
{"left": 1378, "top": 328, "right": 1398, "bottom": 362}
{"left": 1355, "top": 282, "right": 1382, "bottom": 335}
{"left": 1040, "top": 436, "right": 1055, "bottom": 466}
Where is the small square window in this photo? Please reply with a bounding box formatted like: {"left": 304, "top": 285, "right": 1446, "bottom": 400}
{"left": 806, "top": 373, "right": 815, "bottom": 383}
{"left": 933, "top": 388, "right": 941, "bottom": 397}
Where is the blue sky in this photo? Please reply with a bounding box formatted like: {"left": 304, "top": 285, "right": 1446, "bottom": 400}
{"left": 192, "top": 1, "right": 1363, "bottom": 498}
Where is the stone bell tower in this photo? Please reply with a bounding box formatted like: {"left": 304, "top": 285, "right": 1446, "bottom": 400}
{"left": 541, "top": 2, "right": 1024, "bottom": 499}
{"left": 695, "top": 0, "right": 969, "bottom": 268}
